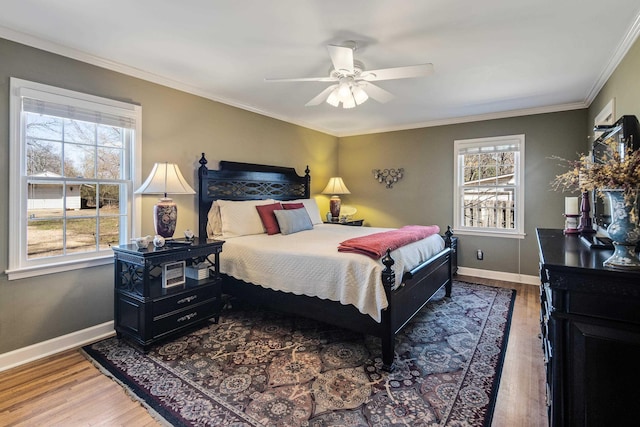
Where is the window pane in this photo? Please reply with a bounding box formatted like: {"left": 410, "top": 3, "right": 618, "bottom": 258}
{"left": 66, "top": 218, "right": 97, "bottom": 254}
{"left": 27, "top": 218, "right": 63, "bottom": 258}
{"left": 63, "top": 119, "right": 96, "bottom": 144}
{"left": 25, "top": 113, "right": 63, "bottom": 140}
{"left": 26, "top": 139, "right": 62, "bottom": 176}
{"left": 64, "top": 143, "right": 94, "bottom": 178}
{"left": 99, "top": 184, "right": 121, "bottom": 211}
{"left": 98, "top": 125, "right": 123, "bottom": 148}
{"left": 27, "top": 182, "right": 64, "bottom": 213}
{"left": 97, "top": 147, "right": 123, "bottom": 179}
{"left": 479, "top": 166, "right": 497, "bottom": 182}
{"left": 99, "top": 216, "right": 121, "bottom": 250}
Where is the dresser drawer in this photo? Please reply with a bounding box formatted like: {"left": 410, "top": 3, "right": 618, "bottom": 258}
{"left": 153, "top": 300, "right": 218, "bottom": 338}
{"left": 152, "top": 284, "right": 218, "bottom": 317}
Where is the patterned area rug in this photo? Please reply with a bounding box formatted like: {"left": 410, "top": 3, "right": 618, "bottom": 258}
{"left": 83, "top": 281, "right": 515, "bottom": 426}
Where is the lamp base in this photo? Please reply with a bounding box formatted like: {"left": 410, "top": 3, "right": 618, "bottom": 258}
{"left": 329, "top": 196, "right": 341, "bottom": 221}
{"left": 154, "top": 198, "right": 177, "bottom": 238}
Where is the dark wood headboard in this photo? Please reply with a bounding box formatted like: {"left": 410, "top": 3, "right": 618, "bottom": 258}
{"left": 197, "top": 153, "right": 311, "bottom": 238}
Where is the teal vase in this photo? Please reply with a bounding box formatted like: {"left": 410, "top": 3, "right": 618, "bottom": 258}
{"left": 603, "top": 189, "right": 640, "bottom": 270}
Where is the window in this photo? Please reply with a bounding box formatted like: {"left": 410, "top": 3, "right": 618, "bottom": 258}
{"left": 454, "top": 135, "right": 525, "bottom": 238}
{"left": 7, "top": 78, "right": 142, "bottom": 280}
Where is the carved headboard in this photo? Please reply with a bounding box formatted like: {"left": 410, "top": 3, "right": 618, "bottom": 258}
{"left": 197, "top": 153, "right": 311, "bottom": 239}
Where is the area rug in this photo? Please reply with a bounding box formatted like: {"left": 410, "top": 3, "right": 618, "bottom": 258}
{"left": 82, "top": 280, "right": 515, "bottom": 426}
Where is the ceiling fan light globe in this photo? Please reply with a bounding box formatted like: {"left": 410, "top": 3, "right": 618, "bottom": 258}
{"left": 352, "top": 85, "right": 369, "bottom": 105}
{"left": 326, "top": 88, "right": 341, "bottom": 107}
{"left": 342, "top": 95, "right": 356, "bottom": 109}
{"left": 338, "top": 82, "right": 351, "bottom": 100}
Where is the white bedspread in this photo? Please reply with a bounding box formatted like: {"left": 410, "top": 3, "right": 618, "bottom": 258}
{"left": 219, "top": 224, "right": 445, "bottom": 322}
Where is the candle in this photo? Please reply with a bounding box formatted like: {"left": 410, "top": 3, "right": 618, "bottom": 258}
{"left": 565, "top": 197, "right": 579, "bottom": 215}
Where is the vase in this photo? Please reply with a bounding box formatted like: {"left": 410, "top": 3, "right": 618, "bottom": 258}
{"left": 603, "top": 189, "right": 640, "bottom": 270}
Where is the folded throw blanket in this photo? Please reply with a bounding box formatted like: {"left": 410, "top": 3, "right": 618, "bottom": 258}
{"left": 338, "top": 225, "right": 440, "bottom": 259}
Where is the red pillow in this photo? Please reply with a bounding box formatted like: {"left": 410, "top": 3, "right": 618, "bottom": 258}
{"left": 256, "top": 203, "right": 283, "bottom": 235}
{"left": 282, "top": 202, "right": 304, "bottom": 210}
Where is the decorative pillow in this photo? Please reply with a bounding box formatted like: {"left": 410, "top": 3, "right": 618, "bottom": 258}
{"left": 284, "top": 198, "right": 323, "bottom": 224}
{"left": 206, "top": 201, "right": 222, "bottom": 238}
{"left": 256, "top": 202, "right": 283, "bottom": 235}
{"left": 273, "top": 208, "right": 313, "bottom": 235}
{"left": 282, "top": 202, "right": 304, "bottom": 210}
{"left": 217, "top": 199, "right": 276, "bottom": 238}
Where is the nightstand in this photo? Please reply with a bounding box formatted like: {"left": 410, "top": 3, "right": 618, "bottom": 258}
{"left": 112, "top": 237, "right": 224, "bottom": 351}
{"left": 323, "top": 219, "right": 364, "bottom": 226}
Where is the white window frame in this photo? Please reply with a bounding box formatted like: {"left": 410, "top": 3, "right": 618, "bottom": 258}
{"left": 453, "top": 134, "right": 525, "bottom": 239}
{"left": 6, "top": 78, "right": 142, "bottom": 280}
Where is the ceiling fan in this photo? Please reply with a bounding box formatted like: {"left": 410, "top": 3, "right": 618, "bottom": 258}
{"left": 265, "top": 41, "right": 434, "bottom": 109}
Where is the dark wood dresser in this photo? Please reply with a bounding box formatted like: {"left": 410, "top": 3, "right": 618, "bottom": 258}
{"left": 536, "top": 228, "right": 640, "bottom": 427}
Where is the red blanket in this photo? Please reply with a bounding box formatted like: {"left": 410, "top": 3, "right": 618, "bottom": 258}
{"left": 338, "top": 225, "right": 440, "bottom": 259}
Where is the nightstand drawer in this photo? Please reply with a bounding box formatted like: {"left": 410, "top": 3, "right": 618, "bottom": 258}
{"left": 153, "top": 301, "right": 217, "bottom": 338}
{"left": 152, "top": 284, "right": 218, "bottom": 317}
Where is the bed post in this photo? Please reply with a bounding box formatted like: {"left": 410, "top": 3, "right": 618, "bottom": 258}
{"left": 381, "top": 249, "right": 396, "bottom": 371}
{"left": 198, "top": 153, "right": 209, "bottom": 240}
{"left": 304, "top": 166, "right": 310, "bottom": 198}
{"left": 444, "top": 225, "right": 453, "bottom": 297}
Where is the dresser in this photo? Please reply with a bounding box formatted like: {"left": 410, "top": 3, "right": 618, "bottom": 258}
{"left": 536, "top": 228, "right": 640, "bottom": 427}
{"left": 112, "top": 238, "right": 224, "bottom": 351}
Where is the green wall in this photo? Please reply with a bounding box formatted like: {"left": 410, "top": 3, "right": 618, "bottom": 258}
{"left": 0, "top": 38, "right": 338, "bottom": 354}
{"left": 338, "top": 110, "right": 588, "bottom": 277}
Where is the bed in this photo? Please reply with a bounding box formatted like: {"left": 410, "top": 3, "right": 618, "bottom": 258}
{"left": 197, "top": 154, "right": 453, "bottom": 371}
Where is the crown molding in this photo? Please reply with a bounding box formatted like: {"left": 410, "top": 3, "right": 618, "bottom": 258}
{"left": 584, "top": 12, "right": 640, "bottom": 105}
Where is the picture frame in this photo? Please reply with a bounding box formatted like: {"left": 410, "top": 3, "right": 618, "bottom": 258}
{"left": 162, "top": 261, "right": 186, "bottom": 288}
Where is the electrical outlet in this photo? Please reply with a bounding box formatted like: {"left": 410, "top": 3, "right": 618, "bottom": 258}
{"left": 477, "top": 249, "right": 483, "bottom": 260}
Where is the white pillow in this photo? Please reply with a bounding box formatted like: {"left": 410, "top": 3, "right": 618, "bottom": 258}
{"left": 217, "top": 199, "right": 275, "bottom": 238}
{"left": 285, "top": 198, "right": 323, "bottom": 224}
{"left": 206, "top": 201, "right": 222, "bottom": 238}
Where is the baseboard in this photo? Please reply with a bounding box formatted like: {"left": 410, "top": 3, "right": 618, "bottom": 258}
{"left": 457, "top": 267, "right": 539, "bottom": 286}
{"left": 0, "top": 321, "right": 115, "bottom": 372}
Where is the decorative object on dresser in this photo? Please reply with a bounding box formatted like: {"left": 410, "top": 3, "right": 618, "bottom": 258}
{"left": 601, "top": 189, "right": 640, "bottom": 269}
{"left": 551, "top": 115, "right": 640, "bottom": 268}
{"left": 563, "top": 196, "right": 579, "bottom": 234}
{"left": 577, "top": 191, "right": 595, "bottom": 234}
{"left": 112, "top": 237, "right": 224, "bottom": 351}
{"left": 135, "top": 162, "right": 196, "bottom": 238}
{"left": 321, "top": 176, "right": 351, "bottom": 221}
{"left": 83, "top": 280, "right": 514, "bottom": 427}
{"left": 372, "top": 168, "right": 404, "bottom": 189}
{"left": 537, "top": 228, "right": 640, "bottom": 426}
{"left": 197, "top": 155, "right": 454, "bottom": 370}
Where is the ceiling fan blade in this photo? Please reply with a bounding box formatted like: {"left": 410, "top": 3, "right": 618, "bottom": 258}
{"left": 359, "top": 82, "right": 394, "bottom": 103}
{"left": 327, "top": 44, "right": 354, "bottom": 74}
{"left": 265, "top": 76, "right": 337, "bottom": 83}
{"left": 305, "top": 84, "right": 339, "bottom": 106}
{"left": 361, "top": 63, "right": 434, "bottom": 81}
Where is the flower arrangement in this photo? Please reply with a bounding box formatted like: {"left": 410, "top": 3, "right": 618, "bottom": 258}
{"left": 551, "top": 137, "right": 640, "bottom": 222}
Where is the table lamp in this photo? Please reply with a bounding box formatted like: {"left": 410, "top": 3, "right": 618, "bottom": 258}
{"left": 322, "top": 177, "right": 351, "bottom": 221}
{"left": 135, "top": 162, "right": 195, "bottom": 238}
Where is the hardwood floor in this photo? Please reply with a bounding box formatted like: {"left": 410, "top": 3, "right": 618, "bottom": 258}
{"left": 0, "top": 276, "right": 547, "bottom": 426}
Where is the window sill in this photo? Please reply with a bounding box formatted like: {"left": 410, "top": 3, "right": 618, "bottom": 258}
{"left": 454, "top": 229, "right": 526, "bottom": 239}
{"left": 4, "top": 255, "right": 113, "bottom": 281}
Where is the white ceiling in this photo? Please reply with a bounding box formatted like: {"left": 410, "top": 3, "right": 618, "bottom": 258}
{"left": 2, "top": 0, "right": 640, "bottom": 136}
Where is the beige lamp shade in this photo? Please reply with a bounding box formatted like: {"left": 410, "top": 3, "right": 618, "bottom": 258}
{"left": 321, "top": 177, "right": 350, "bottom": 221}
{"left": 135, "top": 162, "right": 196, "bottom": 196}
{"left": 135, "top": 163, "right": 195, "bottom": 238}
{"left": 321, "top": 177, "right": 351, "bottom": 195}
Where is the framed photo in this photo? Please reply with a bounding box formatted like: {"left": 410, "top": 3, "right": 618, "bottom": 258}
{"left": 162, "top": 261, "right": 186, "bottom": 288}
